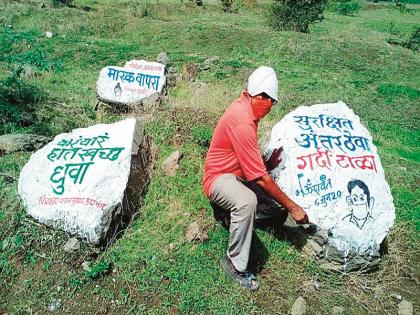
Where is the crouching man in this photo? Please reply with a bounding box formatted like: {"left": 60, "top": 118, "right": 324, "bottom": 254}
{"left": 202, "top": 66, "right": 308, "bottom": 291}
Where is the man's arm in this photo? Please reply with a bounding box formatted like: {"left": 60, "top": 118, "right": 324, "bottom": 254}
{"left": 255, "top": 174, "right": 308, "bottom": 224}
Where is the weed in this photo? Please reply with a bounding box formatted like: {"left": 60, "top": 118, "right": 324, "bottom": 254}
{"left": 191, "top": 125, "right": 213, "bottom": 148}
{"left": 85, "top": 261, "right": 111, "bottom": 279}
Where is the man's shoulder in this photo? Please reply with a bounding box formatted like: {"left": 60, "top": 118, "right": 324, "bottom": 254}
{"left": 222, "top": 98, "right": 253, "bottom": 128}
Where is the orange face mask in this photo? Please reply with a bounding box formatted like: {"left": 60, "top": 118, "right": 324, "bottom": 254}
{"left": 252, "top": 97, "right": 272, "bottom": 119}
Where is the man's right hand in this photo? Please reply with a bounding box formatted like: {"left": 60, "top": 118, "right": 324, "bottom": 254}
{"left": 289, "top": 206, "right": 309, "bottom": 224}
{"left": 255, "top": 174, "right": 309, "bottom": 224}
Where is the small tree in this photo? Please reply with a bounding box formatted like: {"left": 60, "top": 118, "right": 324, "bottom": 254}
{"left": 270, "top": 0, "right": 328, "bottom": 33}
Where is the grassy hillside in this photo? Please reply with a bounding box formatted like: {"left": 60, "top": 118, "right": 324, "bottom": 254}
{"left": 0, "top": 0, "right": 419, "bottom": 313}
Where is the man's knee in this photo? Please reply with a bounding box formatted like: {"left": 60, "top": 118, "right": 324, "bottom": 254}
{"left": 235, "top": 193, "right": 257, "bottom": 217}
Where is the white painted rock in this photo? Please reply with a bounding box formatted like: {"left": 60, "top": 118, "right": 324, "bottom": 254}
{"left": 96, "top": 59, "right": 166, "bottom": 106}
{"left": 265, "top": 101, "right": 395, "bottom": 271}
{"left": 18, "top": 118, "right": 150, "bottom": 244}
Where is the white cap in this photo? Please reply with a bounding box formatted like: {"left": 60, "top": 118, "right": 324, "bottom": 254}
{"left": 247, "top": 66, "right": 278, "bottom": 102}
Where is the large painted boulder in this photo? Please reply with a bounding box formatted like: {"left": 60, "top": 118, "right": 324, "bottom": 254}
{"left": 264, "top": 101, "right": 395, "bottom": 271}
{"left": 96, "top": 59, "right": 166, "bottom": 106}
{"left": 18, "top": 118, "right": 151, "bottom": 244}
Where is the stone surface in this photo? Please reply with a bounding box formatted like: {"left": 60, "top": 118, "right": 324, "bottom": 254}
{"left": 156, "top": 52, "right": 170, "bottom": 66}
{"left": 18, "top": 118, "right": 151, "bottom": 244}
{"left": 265, "top": 101, "right": 395, "bottom": 271}
{"left": 181, "top": 63, "right": 198, "bottom": 82}
{"left": 331, "top": 306, "right": 345, "bottom": 314}
{"left": 82, "top": 261, "right": 91, "bottom": 271}
{"left": 161, "top": 150, "right": 182, "bottom": 177}
{"left": 398, "top": 300, "right": 413, "bottom": 315}
{"left": 290, "top": 296, "right": 306, "bottom": 315}
{"left": 166, "top": 67, "right": 179, "bottom": 87}
{"left": 96, "top": 60, "right": 166, "bottom": 107}
{"left": 199, "top": 56, "right": 219, "bottom": 71}
{"left": 0, "top": 133, "right": 50, "bottom": 154}
{"left": 63, "top": 237, "right": 80, "bottom": 253}
{"left": 185, "top": 221, "right": 208, "bottom": 243}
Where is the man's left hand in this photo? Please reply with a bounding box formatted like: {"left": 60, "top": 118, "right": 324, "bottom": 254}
{"left": 265, "top": 147, "right": 283, "bottom": 171}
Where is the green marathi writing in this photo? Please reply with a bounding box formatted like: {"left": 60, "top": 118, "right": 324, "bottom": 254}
{"left": 57, "top": 132, "right": 110, "bottom": 148}
{"left": 47, "top": 132, "right": 126, "bottom": 195}
{"left": 50, "top": 162, "right": 94, "bottom": 195}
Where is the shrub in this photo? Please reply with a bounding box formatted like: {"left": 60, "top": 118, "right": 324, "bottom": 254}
{"left": 270, "top": 0, "right": 328, "bottom": 33}
{"left": 220, "top": 0, "right": 243, "bottom": 12}
{"left": 329, "top": 0, "right": 360, "bottom": 16}
{"left": 387, "top": 26, "right": 420, "bottom": 52}
{"left": 0, "top": 67, "right": 46, "bottom": 132}
{"left": 52, "top": 0, "right": 73, "bottom": 6}
{"left": 0, "top": 68, "right": 46, "bottom": 105}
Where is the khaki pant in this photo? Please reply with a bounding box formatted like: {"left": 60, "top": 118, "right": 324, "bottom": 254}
{"left": 210, "top": 174, "right": 286, "bottom": 272}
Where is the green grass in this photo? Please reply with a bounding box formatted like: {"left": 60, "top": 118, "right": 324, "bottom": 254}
{"left": 0, "top": 0, "right": 419, "bottom": 313}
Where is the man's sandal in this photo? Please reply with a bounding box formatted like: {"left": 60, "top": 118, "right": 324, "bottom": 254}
{"left": 220, "top": 254, "right": 259, "bottom": 291}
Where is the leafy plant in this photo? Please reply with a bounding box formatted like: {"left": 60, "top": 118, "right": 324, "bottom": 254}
{"left": 192, "top": 125, "right": 213, "bottom": 147}
{"left": 328, "top": 0, "right": 360, "bottom": 16}
{"left": 84, "top": 261, "right": 111, "bottom": 279}
{"left": 269, "top": 0, "right": 328, "bottom": 33}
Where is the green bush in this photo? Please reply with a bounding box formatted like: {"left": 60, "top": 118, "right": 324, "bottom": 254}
{"left": 52, "top": 0, "right": 73, "bottom": 6}
{"left": 0, "top": 68, "right": 46, "bottom": 105}
{"left": 270, "top": 0, "right": 328, "bottom": 33}
{"left": 329, "top": 0, "right": 360, "bottom": 16}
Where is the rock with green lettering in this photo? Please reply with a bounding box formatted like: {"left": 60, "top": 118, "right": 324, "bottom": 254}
{"left": 18, "top": 118, "right": 151, "bottom": 244}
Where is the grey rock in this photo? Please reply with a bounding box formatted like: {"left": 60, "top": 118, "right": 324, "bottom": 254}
{"left": 2, "top": 239, "right": 9, "bottom": 251}
{"left": 331, "top": 306, "right": 345, "bottom": 314}
{"left": 181, "top": 63, "right": 198, "bottom": 82}
{"left": 141, "top": 93, "right": 162, "bottom": 109}
{"left": 20, "top": 113, "right": 35, "bottom": 126}
{"left": 21, "top": 64, "right": 36, "bottom": 79}
{"left": 82, "top": 261, "right": 91, "bottom": 272}
{"left": 48, "top": 299, "right": 61, "bottom": 312}
{"left": 290, "top": 296, "right": 306, "bottom": 315}
{"left": 0, "top": 134, "right": 49, "bottom": 154}
{"left": 63, "top": 237, "right": 80, "bottom": 253}
{"left": 313, "top": 280, "right": 320, "bottom": 290}
{"left": 391, "top": 293, "right": 403, "bottom": 302}
{"left": 199, "top": 56, "right": 219, "bottom": 71}
{"left": 398, "top": 300, "right": 413, "bottom": 315}
{"left": 185, "top": 221, "right": 208, "bottom": 243}
{"left": 311, "top": 229, "right": 328, "bottom": 244}
{"left": 166, "top": 68, "right": 179, "bottom": 87}
{"left": 156, "top": 52, "right": 170, "bottom": 66}
{"left": 168, "top": 243, "right": 176, "bottom": 251}
{"left": 161, "top": 150, "right": 182, "bottom": 177}
{"left": 303, "top": 239, "right": 323, "bottom": 256}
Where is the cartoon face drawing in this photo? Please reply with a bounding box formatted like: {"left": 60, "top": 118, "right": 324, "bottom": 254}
{"left": 343, "top": 179, "right": 375, "bottom": 230}
{"left": 114, "top": 83, "right": 122, "bottom": 97}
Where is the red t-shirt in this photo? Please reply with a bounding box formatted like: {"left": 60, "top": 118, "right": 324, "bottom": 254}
{"left": 202, "top": 92, "right": 268, "bottom": 198}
